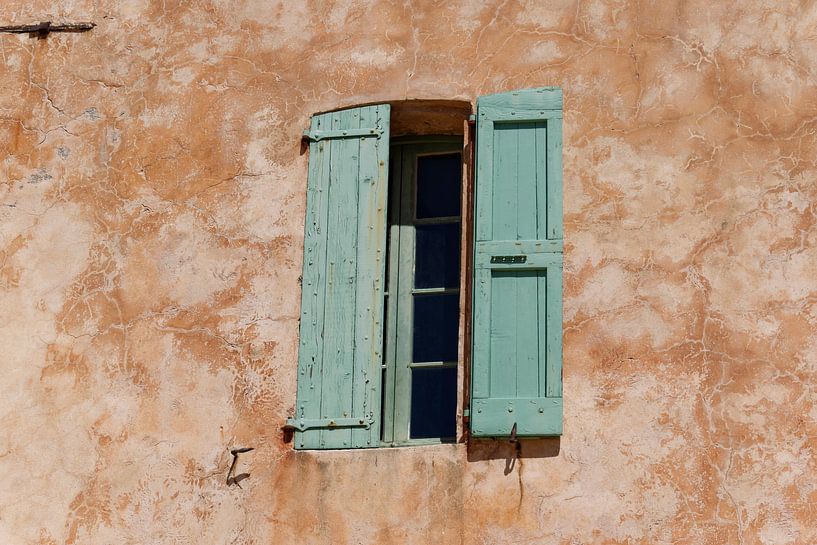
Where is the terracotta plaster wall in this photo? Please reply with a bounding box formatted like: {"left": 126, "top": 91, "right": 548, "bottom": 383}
{"left": 1, "top": 1, "right": 816, "bottom": 544}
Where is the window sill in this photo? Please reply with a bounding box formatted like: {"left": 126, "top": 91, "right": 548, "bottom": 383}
{"left": 380, "top": 438, "right": 458, "bottom": 448}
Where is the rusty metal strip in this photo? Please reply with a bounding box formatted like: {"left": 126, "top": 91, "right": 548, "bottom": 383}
{"left": 0, "top": 21, "right": 95, "bottom": 34}
{"left": 302, "top": 127, "right": 381, "bottom": 142}
{"left": 283, "top": 417, "right": 371, "bottom": 432}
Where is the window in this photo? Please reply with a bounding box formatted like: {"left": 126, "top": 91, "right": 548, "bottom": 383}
{"left": 381, "top": 140, "right": 463, "bottom": 445}
{"left": 286, "top": 88, "right": 563, "bottom": 449}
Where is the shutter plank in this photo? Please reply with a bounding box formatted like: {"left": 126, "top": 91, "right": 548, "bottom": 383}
{"left": 472, "top": 268, "right": 491, "bottom": 399}
{"left": 351, "top": 105, "right": 389, "bottom": 448}
{"left": 297, "top": 113, "right": 331, "bottom": 449}
{"left": 489, "top": 271, "right": 517, "bottom": 397}
{"left": 547, "top": 118, "right": 563, "bottom": 240}
{"left": 475, "top": 111, "right": 494, "bottom": 242}
{"left": 477, "top": 87, "right": 563, "bottom": 111}
{"left": 535, "top": 122, "right": 549, "bottom": 240}
{"left": 492, "top": 123, "right": 517, "bottom": 241}
{"left": 546, "top": 263, "right": 563, "bottom": 398}
{"left": 516, "top": 271, "right": 540, "bottom": 398}
{"left": 537, "top": 272, "right": 548, "bottom": 397}
{"left": 320, "top": 108, "right": 361, "bottom": 449}
{"left": 471, "top": 397, "right": 562, "bottom": 437}
{"left": 516, "top": 123, "right": 539, "bottom": 240}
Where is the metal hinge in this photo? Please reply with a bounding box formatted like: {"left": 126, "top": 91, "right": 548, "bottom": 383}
{"left": 302, "top": 127, "right": 382, "bottom": 142}
{"left": 283, "top": 417, "right": 372, "bottom": 432}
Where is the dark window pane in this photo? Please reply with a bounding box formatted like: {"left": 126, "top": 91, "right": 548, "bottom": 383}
{"left": 410, "top": 367, "right": 457, "bottom": 439}
{"left": 413, "top": 294, "right": 459, "bottom": 362}
{"left": 416, "top": 154, "right": 461, "bottom": 218}
{"left": 380, "top": 367, "right": 387, "bottom": 440}
{"left": 414, "top": 223, "right": 461, "bottom": 289}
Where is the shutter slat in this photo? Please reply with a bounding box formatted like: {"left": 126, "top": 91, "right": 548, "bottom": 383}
{"left": 493, "top": 123, "right": 517, "bottom": 240}
{"left": 535, "top": 122, "right": 549, "bottom": 240}
{"left": 471, "top": 88, "right": 563, "bottom": 438}
{"left": 292, "top": 104, "right": 390, "bottom": 449}
{"left": 297, "top": 113, "right": 331, "bottom": 450}
{"left": 537, "top": 272, "right": 548, "bottom": 397}
{"left": 476, "top": 107, "right": 562, "bottom": 122}
{"left": 546, "top": 263, "right": 563, "bottom": 398}
{"left": 319, "top": 108, "right": 359, "bottom": 449}
{"left": 472, "top": 266, "right": 491, "bottom": 400}
{"left": 475, "top": 239, "right": 562, "bottom": 255}
{"left": 351, "top": 105, "right": 388, "bottom": 448}
{"left": 477, "top": 87, "right": 563, "bottom": 111}
{"left": 546, "top": 119, "right": 563, "bottom": 240}
{"left": 471, "top": 398, "right": 562, "bottom": 437}
{"left": 516, "top": 271, "right": 540, "bottom": 398}
{"left": 490, "top": 271, "right": 517, "bottom": 397}
{"left": 517, "top": 123, "right": 538, "bottom": 240}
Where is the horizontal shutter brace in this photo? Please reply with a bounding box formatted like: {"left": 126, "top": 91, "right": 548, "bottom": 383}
{"left": 283, "top": 417, "right": 372, "bottom": 432}
{"left": 302, "top": 127, "right": 382, "bottom": 142}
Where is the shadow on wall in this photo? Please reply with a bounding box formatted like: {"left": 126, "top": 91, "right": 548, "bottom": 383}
{"left": 467, "top": 438, "right": 560, "bottom": 473}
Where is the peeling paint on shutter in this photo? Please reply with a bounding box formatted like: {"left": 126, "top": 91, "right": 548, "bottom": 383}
{"left": 289, "top": 104, "right": 390, "bottom": 449}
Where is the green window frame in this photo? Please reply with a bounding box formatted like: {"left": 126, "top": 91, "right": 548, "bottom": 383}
{"left": 287, "top": 88, "right": 563, "bottom": 450}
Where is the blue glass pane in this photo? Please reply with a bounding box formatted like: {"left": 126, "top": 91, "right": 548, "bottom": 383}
{"left": 416, "top": 154, "right": 461, "bottom": 219}
{"left": 414, "top": 223, "right": 460, "bottom": 289}
{"left": 410, "top": 367, "right": 457, "bottom": 439}
{"left": 413, "top": 294, "right": 459, "bottom": 363}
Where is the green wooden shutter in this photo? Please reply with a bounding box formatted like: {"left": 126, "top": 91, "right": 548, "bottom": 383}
{"left": 471, "top": 88, "right": 563, "bottom": 437}
{"left": 288, "top": 104, "right": 390, "bottom": 449}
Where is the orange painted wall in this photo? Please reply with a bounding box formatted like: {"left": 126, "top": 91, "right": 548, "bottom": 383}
{"left": 1, "top": 1, "right": 816, "bottom": 544}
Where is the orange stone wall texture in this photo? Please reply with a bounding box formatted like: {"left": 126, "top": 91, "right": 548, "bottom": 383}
{"left": 2, "top": 1, "right": 817, "bottom": 544}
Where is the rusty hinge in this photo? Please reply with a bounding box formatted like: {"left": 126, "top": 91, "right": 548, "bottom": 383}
{"left": 283, "top": 417, "right": 371, "bottom": 432}
{"left": 302, "top": 127, "right": 381, "bottom": 143}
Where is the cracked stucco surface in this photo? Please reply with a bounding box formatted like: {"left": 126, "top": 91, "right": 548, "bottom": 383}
{"left": 2, "top": 1, "right": 817, "bottom": 544}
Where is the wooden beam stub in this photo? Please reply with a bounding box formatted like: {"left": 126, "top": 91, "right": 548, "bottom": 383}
{"left": 0, "top": 21, "right": 95, "bottom": 37}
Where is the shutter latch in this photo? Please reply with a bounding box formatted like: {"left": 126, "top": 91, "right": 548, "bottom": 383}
{"left": 490, "top": 255, "right": 527, "bottom": 264}
{"left": 302, "top": 127, "right": 382, "bottom": 142}
{"left": 283, "top": 417, "right": 372, "bottom": 432}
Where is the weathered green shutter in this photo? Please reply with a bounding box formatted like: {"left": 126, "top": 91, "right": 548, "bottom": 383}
{"left": 471, "top": 88, "right": 563, "bottom": 437}
{"left": 288, "top": 104, "right": 390, "bottom": 449}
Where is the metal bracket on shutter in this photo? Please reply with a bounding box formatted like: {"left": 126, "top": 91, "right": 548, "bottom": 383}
{"left": 283, "top": 417, "right": 372, "bottom": 432}
{"left": 302, "top": 127, "right": 382, "bottom": 142}
{"left": 490, "top": 255, "right": 527, "bottom": 264}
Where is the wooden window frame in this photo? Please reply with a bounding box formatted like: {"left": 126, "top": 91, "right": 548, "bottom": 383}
{"left": 380, "top": 135, "right": 469, "bottom": 447}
